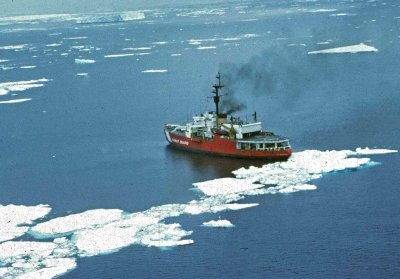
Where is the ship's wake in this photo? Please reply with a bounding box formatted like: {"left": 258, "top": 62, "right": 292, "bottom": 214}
{"left": 0, "top": 148, "right": 397, "bottom": 278}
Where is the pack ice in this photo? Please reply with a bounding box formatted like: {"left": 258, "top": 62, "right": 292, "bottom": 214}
{"left": 0, "top": 148, "right": 397, "bottom": 278}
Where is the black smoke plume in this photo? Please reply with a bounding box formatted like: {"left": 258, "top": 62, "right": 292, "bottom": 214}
{"left": 218, "top": 45, "right": 318, "bottom": 114}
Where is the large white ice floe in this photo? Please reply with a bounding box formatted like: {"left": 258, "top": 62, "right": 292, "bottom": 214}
{"left": 0, "top": 78, "right": 50, "bottom": 95}
{"left": 0, "top": 148, "right": 397, "bottom": 278}
{"left": 308, "top": 43, "right": 378, "bottom": 54}
{"left": 31, "top": 209, "right": 124, "bottom": 237}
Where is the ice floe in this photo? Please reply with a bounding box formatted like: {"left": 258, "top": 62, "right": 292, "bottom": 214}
{"left": 0, "top": 240, "right": 76, "bottom": 279}
{"left": 0, "top": 78, "right": 49, "bottom": 95}
{"left": 0, "top": 148, "right": 396, "bottom": 278}
{"left": 197, "top": 46, "right": 217, "bottom": 50}
{"left": 142, "top": 69, "right": 168, "bottom": 73}
{"left": 74, "top": 58, "right": 96, "bottom": 64}
{"left": 330, "top": 13, "right": 355, "bottom": 17}
{"left": 104, "top": 53, "right": 135, "bottom": 58}
{"left": 46, "top": 43, "right": 62, "bottom": 47}
{"left": 308, "top": 43, "right": 378, "bottom": 54}
{"left": 194, "top": 178, "right": 263, "bottom": 196}
{"left": 0, "top": 204, "right": 51, "bottom": 242}
{"left": 122, "top": 47, "right": 152, "bottom": 51}
{"left": 31, "top": 209, "right": 124, "bottom": 237}
{"left": 64, "top": 36, "right": 88, "bottom": 40}
{"left": 0, "top": 98, "right": 32, "bottom": 104}
{"left": 152, "top": 41, "right": 168, "bottom": 45}
{"left": 76, "top": 11, "right": 145, "bottom": 24}
{"left": 188, "top": 33, "right": 258, "bottom": 46}
{"left": 0, "top": 44, "right": 28, "bottom": 50}
{"left": 307, "top": 8, "right": 338, "bottom": 13}
{"left": 177, "top": 8, "right": 226, "bottom": 17}
{"left": 202, "top": 220, "right": 235, "bottom": 228}
{"left": 355, "top": 147, "right": 398, "bottom": 155}
{"left": 76, "top": 72, "right": 88, "bottom": 76}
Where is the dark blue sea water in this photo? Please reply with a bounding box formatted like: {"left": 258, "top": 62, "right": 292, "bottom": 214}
{"left": 1, "top": 0, "right": 399, "bottom": 278}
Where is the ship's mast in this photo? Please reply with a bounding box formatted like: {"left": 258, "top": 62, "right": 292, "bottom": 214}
{"left": 212, "top": 72, "right": 224, "bottom": 115}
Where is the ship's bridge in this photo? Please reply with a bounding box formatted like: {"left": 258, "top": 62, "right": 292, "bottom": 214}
{"left": 221, "top": 122, "right": 262, "bottom": 139}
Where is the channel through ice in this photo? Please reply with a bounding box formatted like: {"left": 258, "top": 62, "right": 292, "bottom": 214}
{"left": 0, "top": 148, "right": 397, "bottom": 278}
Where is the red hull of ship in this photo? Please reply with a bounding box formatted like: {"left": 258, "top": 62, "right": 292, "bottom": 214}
{"left": 165, "top": 130, "right": 292, "bottom": 159}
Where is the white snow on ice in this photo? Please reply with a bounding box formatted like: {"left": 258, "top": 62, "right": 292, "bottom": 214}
{"left": 0, "top": 148, "right": 397, "bottom": 278}
{"left": 308, "top": 43, "right": 378, "bottom": 54}
{"left": 202, "top": 220, "right": 235, "bottom": 228}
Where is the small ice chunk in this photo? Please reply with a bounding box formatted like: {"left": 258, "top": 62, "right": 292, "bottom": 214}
{"left": 202, "top": 219, "right": 235, "bottom": 227}
{"left": 141, "top": 69, "right": 168, "bottom": 73}
{"left": 0, "top": 98, "right": 32, "bottom": 104}
{"left": 63, "top": 36, "right": 88, "bottom": 40}
{"left": 197, "top": 46, "right": 217, "bottom": 50}
{"left": 46, "top": 43, "right": 62, "bottom": 47}
{"left": 0, "top": 44, "right": 28, "bottom": 50}
{"left": 104, "top": 53, "right": 135, "bottom": 58}
{"left": 122, "top": 47, "right": 152, "bottom": 51}
{"left": 74, "top": 58, "right": 95, "bottom": 64}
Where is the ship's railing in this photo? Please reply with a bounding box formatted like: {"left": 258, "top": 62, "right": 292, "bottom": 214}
{"left": 236, "top": 141, "right": 290, "bottom": 151}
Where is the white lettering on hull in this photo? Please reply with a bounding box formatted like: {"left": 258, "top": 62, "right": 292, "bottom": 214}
{"left": 172, "top": 138, "right": 189, "bottom": 146}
